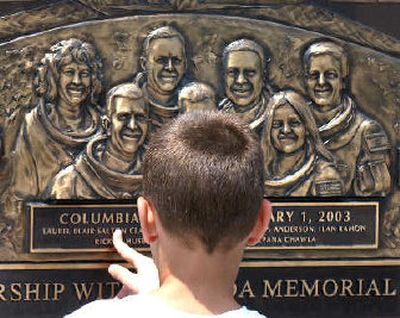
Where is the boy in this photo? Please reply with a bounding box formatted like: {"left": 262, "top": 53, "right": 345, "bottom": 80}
{"left": 66, "top": 111, "right": 271, "bottom": 317}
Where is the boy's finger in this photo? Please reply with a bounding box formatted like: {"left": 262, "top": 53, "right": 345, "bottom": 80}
{"left": 113, "top": 229, "right": 150, "bottom": 269}
{"left": 116, "top": 286, "right": 133, "bottom": 299}
{"left": 108, "top": 264, "right": 142, "bottom": 293}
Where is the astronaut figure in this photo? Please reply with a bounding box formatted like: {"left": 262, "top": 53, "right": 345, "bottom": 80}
{"left": 303, "top": 40, "right": 391, "bottom": 196}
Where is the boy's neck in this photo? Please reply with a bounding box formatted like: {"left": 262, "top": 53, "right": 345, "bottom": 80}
{"left": 151, "top": 238, "right": 244, "bottom": 315}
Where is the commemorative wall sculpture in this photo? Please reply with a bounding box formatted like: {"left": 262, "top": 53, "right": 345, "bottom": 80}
{"left": 0, "top": 1, "right": 399, "bottom": 317}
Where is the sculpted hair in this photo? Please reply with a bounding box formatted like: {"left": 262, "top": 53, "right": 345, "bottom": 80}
{"left": 263, "top": 90, "right": 335, "bottom": 172}
{"left": 143, "top": 111, "right": 264, "bottom": 253}
{"left": 142, "top": 26, "right": 186, "bottom": 58}
{"left": 178, "top": 82, "right": 216, "bottom": 111}
{"left": 106, "top": 83, "right": 147, "bottom": 118}
{"left": 303, "top": 39, "right": 349, "bottom": 79}
{"left": 222, "top": 38, "right": 268, "bottom": 71}
{"left": 36, "top": 38, "right": 103, "bottom": 105}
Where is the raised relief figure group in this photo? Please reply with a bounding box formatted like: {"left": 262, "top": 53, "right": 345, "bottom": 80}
{"left": 1, "top": 25, "right": 393, "bottom": 205}
{"left": 6, "top": 39, "right": 103, "bottom": 204}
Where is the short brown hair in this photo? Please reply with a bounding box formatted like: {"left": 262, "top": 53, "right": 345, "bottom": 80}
{"left": 143, "top": 111, "right": 264, "bottom": 253}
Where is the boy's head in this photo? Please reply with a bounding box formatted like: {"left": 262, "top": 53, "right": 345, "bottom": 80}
{"left": 140, "top": 111, "right": 268, "bottom": 254}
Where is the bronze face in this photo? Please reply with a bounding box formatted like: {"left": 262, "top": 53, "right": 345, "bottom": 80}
{"left": 144, "top": 37, "right": 186, "bottom": 95}
{"left": 305, "top": 54, "right": 343, "bottom": 111}
{"left": 58, "top": 62, "right": 91, "bottom": 107}
{"left": 271, "top": 103, "right": 306, "bottom": 154}
{"left": 179, "top": 82, "right": 216, "bottom": 112}
{"left": 110, "top": 96, "right": 148, "bottom": 156}
{"left": 182, "top": 99, "right": 215, "bottom": 111}
{"left": 224, "top": 50, "right": 263, "bottom": 107}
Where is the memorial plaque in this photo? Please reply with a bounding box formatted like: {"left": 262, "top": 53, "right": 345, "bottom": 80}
{"left": 0, "top": 0, "right": 397, "bottom": 262}
{"left": 29, "top": 203, "right": 146, "bottom": 253}
{"left": 0, "top": 0, "right": 399, "bottom": 317}
{"left": 29, "top": 201, "right": 379, "bottom": 252}
{"left": 0, "top": 263, "right": 122, "bottom": 318}
{"left": 0, "top": 262, "right": 399, "bottom": 318}
{"left": 256, "top": 201, "right": 379, "bottom": 250}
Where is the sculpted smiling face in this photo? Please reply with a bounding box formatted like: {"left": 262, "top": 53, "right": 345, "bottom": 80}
{"left": 58, "top": 62, "right": 91, "bottom": 107}
{"left": 271, "top": 103, "right": 306, "bottom": 154}
{"left": 110, "top": 96, "right": 148, "bottom": 156}
{"left": 225, "top": 50, "right": 263, "bottom": 107}
{"left": 144, "top": 37, "right": 186, "bottom": 95}
{"left": 305, "top": 54, "right": 343, "bottom": 111}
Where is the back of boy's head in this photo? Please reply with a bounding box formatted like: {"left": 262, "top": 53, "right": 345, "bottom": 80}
{"left": 143, "top": 111, "right": 264, "bottom": 253}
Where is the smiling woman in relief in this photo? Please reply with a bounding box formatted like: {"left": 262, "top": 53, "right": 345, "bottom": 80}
{"left": 262, "top": 90, "right": 343, "bottom": 197}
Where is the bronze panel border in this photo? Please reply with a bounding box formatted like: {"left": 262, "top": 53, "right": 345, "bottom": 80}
{"left": 29, "top": 201, "right": 379, "bottom": 253}
{"left": 248, "top": 201, "right": 379, "bottom": 251}
{"left": 29, "top": 203, "right": 148, "bottom": 254}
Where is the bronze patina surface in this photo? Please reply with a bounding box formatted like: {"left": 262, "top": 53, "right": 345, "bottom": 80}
{"left": 0, "top": 0, "right": 398, "bottom": 262}
{"left": 0, "top": 1, "right": 400, "bottom": 317}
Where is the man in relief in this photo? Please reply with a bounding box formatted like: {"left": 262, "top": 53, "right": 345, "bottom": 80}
{"left": 50, "top": 83, "right": 148, "bottom": 199}
{"left": 219, "top": 39, "right": 272, "bottom": 137}
{"left": 303, "top": 40, "right": 391, "bottom": 196}
{"left": 263, "top": 90, "right": 343, "bottom": 197}
{"left": 7, "top": 38, "right": 103, "bottom": 200}
{"left": 134, "top": 26, "right": 187, "bottom": 132}
{"left": 178, "top": 82, "right": 216, "bottom": 112}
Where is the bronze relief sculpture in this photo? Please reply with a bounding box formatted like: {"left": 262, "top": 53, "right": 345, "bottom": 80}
{"left": 50, "top": 83, "right": 147, "bottom": 200}
{"left": 219, "top": 39, "right": 272, "bottom": 138}
{"left": 134, "top": 26, "right": 187, "bottom": 133}
{"left": 0, "top": 1, "right": 396, "bottom": 263}
{"left": 178, "top": 82, "right": 216, "bottom": 112}
{"left": 0, "top": 127, "right": 9, "bottom": 197}
{"left": 5, "top": 39, "right": 103, "bottom": 201}
{"left": 0, "top": 2, "right": 399, "bottom": 317}
{"left": 302, "top": 40, "right": 391, "bottom": 196}
{"left": 263, "top": 90, "right": 343, "bottom": 197}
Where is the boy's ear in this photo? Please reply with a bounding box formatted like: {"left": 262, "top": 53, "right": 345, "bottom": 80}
{"left": 137, "top": 196, "right": 158, "bottom": 244}
{"left": 247, "top": 199, "right": 271, "bottom": 246}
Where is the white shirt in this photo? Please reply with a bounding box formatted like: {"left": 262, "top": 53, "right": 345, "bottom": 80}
{"left": 65, "top": 294, "right": 267, "bottom": 318}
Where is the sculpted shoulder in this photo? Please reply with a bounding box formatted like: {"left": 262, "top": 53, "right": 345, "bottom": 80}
{"left": 50, "top": 165, "right": 80, "bottom": 199}
{"left": 356, "top": 110, "right": 391, "bottom": 153}
{"left": 314, "top": 159, "right": 341, "bottom": 180}
{"left": 358, "top": 111, "right": 387, "bottom": 133}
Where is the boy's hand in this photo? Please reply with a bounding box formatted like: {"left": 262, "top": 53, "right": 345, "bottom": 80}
{"left": 108, "top": 229, "right": 160, "bottom": 298}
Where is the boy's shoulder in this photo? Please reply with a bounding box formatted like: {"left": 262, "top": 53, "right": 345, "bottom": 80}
{"left": 64, "top": 294, "right": 152, "bottom": 318}
{"left": 221, "top": 307, "right": 267, "bottom": 318}
{"left": 65, "top": 294, "right": 267, "bottom": 318}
